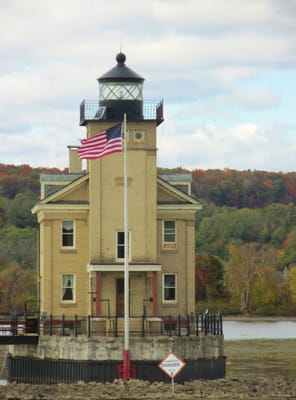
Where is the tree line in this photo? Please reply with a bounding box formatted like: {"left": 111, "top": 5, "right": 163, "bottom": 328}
{"left": 0, "top": 163, "right": 67, "bottom": 313}
{"left": 1, "top": 163, "right": 296, "bottom": 314}
{"left": 159, "top": 167, "right": 296, "bottom": 315}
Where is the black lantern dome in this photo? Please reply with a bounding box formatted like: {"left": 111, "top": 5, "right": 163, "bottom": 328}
{"left": 98, "top": 52, "right": 145, "bottom": 121}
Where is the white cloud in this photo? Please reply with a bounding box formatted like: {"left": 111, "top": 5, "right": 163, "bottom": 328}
{"left": 158, "top": 116, "right": 296, "bottom": 172}
{"left": 0, "top": 0, "right": 295, "bottom": 172}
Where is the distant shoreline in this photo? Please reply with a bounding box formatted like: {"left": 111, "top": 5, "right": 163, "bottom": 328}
{"left": 223, "top": 314, "right": 296, "bottom": 321}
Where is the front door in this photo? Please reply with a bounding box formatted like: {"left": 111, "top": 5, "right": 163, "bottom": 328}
{"left": 116, "top": 278, "right": 132, "bottom": 317}
{"left": 116, "top": 279, "right": 124, "bottom": 317}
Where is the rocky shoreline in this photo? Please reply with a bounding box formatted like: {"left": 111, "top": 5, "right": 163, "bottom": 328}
{"left": 1, "top": 376, "right": 296, "bottom": 399}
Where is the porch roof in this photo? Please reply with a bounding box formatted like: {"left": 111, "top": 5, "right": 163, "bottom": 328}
{"left": 87, "top": 262, "right": 162, "bottom": 272}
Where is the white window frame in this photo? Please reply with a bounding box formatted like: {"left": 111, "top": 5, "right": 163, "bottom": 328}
{"left": 61, "top": 220, "right": 75, "bottom": 249}
{"left": 162, "top": 220, "right": 177, "bottom": 250}
{"left": 61, "top": 273, "right": 76, "bottom": 303}
{"left": 116, "top": 231, "right": 131, "bottom": 261}
{"left": 162, "top": 273, "right": 177, "bottom": 303}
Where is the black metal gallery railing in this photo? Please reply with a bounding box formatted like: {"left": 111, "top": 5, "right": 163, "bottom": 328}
{"left": 80, "top": 99, "right": 164, "bottom": 126}
{"left": 0, "top": 312, "right": 222, "bottom": 338}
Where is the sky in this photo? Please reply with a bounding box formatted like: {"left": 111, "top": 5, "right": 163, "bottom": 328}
{"left": 0, "top": 0, "right": 295, "bottom": 172}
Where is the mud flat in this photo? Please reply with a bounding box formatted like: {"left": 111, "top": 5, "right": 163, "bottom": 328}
{"left": 0, "top": 339, "right": 296, "bottom": 399}
{"left": 0, "top": 376, "right": 296, "bottom": 399}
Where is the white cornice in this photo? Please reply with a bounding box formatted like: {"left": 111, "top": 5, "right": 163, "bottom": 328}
{"left": 32, "top": 204, "right": 89, "bottom": 214}
{"left": 157, "top": 204, "right": 202, "bottom": 211}
{"left": 87, "top": 263, "right": 162, "bottom": 272}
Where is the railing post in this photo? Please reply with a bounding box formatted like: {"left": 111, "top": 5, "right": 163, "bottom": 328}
{"left": 196, "top": 313, "right": 199, "bottom": 336}
{"left": 178, "top": 315, "right": 181, "bottom": 336}
{"left": 204, "top": 313, "right": 208, "bottom": 335}
{"left": 49, "top": 314, "right": 53, "bottom": 336}
{"left": 187, "top": 314, "right": 190, "bottom": 336}
{"left": 62, "top": 315, "right": 65, "bottom": 336}
{"left": 74, "top": 314, "right": 78, "bottom": 337}
{"left": 114, "top": 315, "right": 118, "bottom": 337}
{"left": 141, "top": 314, "right": 145, "bottom": 337}
{"left": 11, "top": 312, "right": 17, "bottom": 336}
{"left": 87, "top": 315, "right": 91, "bottom": 338}
{"left": 168, "top": 315, "right": 172, "bottom": 337}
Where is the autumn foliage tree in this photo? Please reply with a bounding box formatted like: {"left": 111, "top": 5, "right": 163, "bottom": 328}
{"left": 0, "top": 262, "right": 36, "bottom": 313}
{"left": 224, "top": 243, "right": 279, "bottom": 314}
{"left": 195, "top": 254, "right": 224, "bottom": 301}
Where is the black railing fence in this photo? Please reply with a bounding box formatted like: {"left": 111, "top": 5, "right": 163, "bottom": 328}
{"left": 0, "top": 312, "right": 222, "bottom": 338}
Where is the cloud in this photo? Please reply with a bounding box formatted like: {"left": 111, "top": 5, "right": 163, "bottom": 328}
{"left": 158, "top": 116, "right": 296, "bottom": 172}
{"left": 0, "top": 0, "right": 295, "bottom": 172}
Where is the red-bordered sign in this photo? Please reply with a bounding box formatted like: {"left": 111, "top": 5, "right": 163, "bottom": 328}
{"left": 158, "top": 352, "right": 186, "bottom": 379}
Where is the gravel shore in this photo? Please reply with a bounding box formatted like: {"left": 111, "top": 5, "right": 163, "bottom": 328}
{"left": 1, "top": 376, "right": 296, "bottom": 399}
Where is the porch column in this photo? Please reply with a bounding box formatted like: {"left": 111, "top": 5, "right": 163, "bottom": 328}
{"left": 152, "top": 271, "right": 158, "bottom": 316}
{"left": 95, "top": 272, "right": 101, "bottom": 316}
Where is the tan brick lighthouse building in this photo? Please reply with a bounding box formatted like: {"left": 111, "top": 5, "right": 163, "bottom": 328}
{"left": 32, "top": 52, "right": 201, "bottom": 323}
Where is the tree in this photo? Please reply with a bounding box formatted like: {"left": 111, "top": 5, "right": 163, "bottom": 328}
{"left": 8, "top": 189, "right": 38, "bottom": 228}
{"left": 224, "top": 243, "right": 279, "bottom": 314}
{"left": 0, "top": 226, "right": 37, "bottom": 269}
{"left": 278, "top": 229, "right": 296, "bottom": 269}
{"left": 195, "top": 254, "right": 224, "bottom": 301}
{"left": 287, "top": 266, "right": 296, "bottom": 305}
{"left": 0, "top": 262, "right": 36, "bottom": 313}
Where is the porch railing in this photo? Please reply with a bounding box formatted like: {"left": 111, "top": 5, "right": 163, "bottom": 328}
{"left": 0, "top": 312, "right": 223, "bottom": 338}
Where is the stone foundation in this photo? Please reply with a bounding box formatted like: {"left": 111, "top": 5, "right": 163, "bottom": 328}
{"left": 10, "top": 334, "right": 223, "bottom": 361}
{"left": 7, "top": 334, "right": 225, "bottom": 383}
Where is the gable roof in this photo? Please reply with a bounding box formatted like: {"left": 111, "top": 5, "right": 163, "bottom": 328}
{"left": 31, "top": 174, "right": 89, "bottom": 214}
{"left": 157, "top": 176, "right": 202, "bottom": 211}
{"left": 32, "top": 173, "right": 202, "bottom": 214}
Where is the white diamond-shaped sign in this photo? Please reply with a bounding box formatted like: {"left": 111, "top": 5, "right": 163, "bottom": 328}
{"left": 158, "top": 352, "right": 186, "bottom": 379}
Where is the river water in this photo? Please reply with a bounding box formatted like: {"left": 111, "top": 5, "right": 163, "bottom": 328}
{"left": 224, "top": 319, "right": 296, "bottom": 340}
{"left": 0, "top": 320, "right": 295, "bottom": 388}
{"left": 224, "top": 319, "right": 296, "bottom": 379}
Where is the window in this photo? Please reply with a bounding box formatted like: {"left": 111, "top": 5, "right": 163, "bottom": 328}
{"left": 116, "top": 231, "right": 130, "bottom": 260}
{"left": 62, "top": 220, "right": 74, "bottom": 248}
{"left": 162, "top": 220, "right": 176, "bottom": 249}
{"left": 61, "top": 274, "right": 75, "bottom": 302}
{"left": 163, "top": 274, "right": 177, "bottom": 302}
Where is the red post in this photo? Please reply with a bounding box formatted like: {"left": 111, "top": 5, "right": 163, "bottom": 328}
{"left": 123, "top": 349, "right": 131, "bottom": 381}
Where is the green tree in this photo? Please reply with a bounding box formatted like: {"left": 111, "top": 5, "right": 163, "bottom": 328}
{"left": 195, "top": 254, "right": 224, "bottom": 301}
{"left": 287, "top": 266, "right": 296, "bottom": 305}
{"left": 0, "top": 226, "right": 37, "bottom": 269}
{"left": 0, "top": 262, "right": 36, "bottom": 313}
{"left": 0, "top": 196, "right": 8, "bottom": 228}
{"left": 278, "top": 229, "right": 296, "bottom": 269}
{"left": 224, "top": 243, "right": 279, "bottom": 313}
{"left": 8, "top": 189, "right": 38, "bottom": 228}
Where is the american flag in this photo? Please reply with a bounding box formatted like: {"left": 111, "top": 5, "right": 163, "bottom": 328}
{"left": 78, "top": 124, "right": 122, "bottom": 160}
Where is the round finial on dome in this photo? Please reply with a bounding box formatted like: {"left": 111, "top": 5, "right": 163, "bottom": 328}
{"left": 116, "top": 52, "right": 126, "bottom": 64}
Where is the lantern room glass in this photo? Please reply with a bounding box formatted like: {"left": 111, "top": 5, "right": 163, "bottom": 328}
{"left": 100, "top": 82, "right": 143, "bottom": 101}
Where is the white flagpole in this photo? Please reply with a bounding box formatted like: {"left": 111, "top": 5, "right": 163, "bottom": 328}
{"left": 123, "top": 113, "right": 130, "bottom": 380}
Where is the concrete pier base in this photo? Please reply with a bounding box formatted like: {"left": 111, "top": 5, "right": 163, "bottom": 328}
{"left": 7, "top": 334, "right": 225, "bottom": 383}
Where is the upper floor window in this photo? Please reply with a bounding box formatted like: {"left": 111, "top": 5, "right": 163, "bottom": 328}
{"left": 162, "top": 220, "right": 176, "bottom": 249}
{"left": 163, "top": 273, "right": 177, "bottom": 302}
{"left": 116, "top": 231, "right": 131, "bottom": 261}
{"left": 62, "top": 220, "right": 75, "bottom": 248}
{"left": 61, "top": 273, "right": 75, "bottom": 303}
